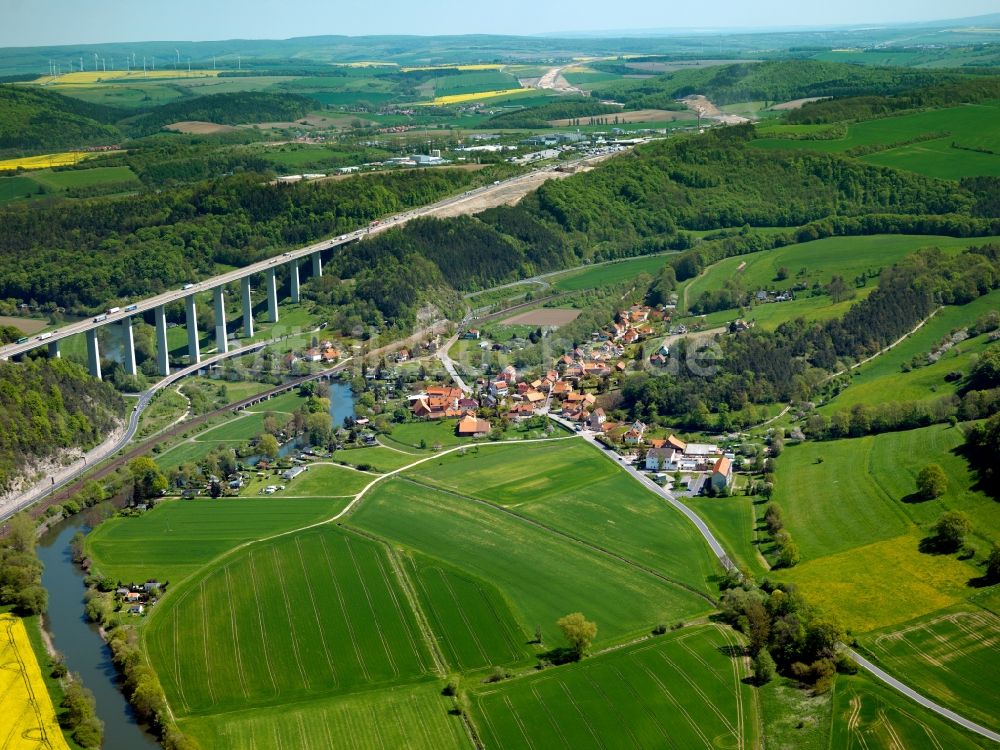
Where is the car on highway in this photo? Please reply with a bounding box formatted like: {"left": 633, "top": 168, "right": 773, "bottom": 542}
{"left": 93, "top": 314, "right": 107, "bottom": 322}
{"left": 16, "top": 336, "right": 28, "bottom": 344}
{"left": 37, "top": 332, "right": 52, "bottom": 341}
{"left": 182, "top": 283, "right": 195, "bottom": 290}
{"left": 125, "top": 304, "right": 138, "bottom": 312}
{"left": 107, "top": 306, "right": 121, "bottom": 314}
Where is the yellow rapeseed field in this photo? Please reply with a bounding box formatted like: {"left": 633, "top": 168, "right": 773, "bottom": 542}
{"left": 420, "top": 88, "right": 527, "bottom": 106}
{"left": 0, "top": 152, "right": 92, "bottom": 172}
{"left": 0, "top": 614, "right": 71, "bottom": 750}
{"left": 31, "top": 69, "right": 222, "bottom": 85}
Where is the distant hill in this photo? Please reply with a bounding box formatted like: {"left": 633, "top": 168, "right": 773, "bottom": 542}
{"left": 117, "top": 91, "right": 314, "bottom": 137}
{"left": 588, "top": 60, "right": 975, "bottom": 108}
{"left": 0, "top": 86, "right": 121, "bottom": 155}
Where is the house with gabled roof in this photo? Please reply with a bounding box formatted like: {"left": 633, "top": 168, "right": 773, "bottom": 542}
{"left": 711, "top": 456, "right": 733, "bottom": 491}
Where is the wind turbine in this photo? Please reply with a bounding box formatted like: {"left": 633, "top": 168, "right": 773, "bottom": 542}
{"left": 175, "top": 49, "right": 180, "bottom": 69}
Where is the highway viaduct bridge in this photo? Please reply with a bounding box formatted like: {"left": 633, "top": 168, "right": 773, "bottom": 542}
{"left": 0, "top": 234, "right": 344, "bottom": 379}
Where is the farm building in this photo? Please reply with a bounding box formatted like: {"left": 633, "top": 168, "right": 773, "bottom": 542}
{"left": 283, "top": 466, "right": 308, "bottom": 482}
{"left": 457, "top": 415, "right": 492, "bottom": 437}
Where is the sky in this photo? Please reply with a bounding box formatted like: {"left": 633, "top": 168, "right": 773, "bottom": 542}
{"left": 1, "top": 0, "right": 998, "bottom": 47}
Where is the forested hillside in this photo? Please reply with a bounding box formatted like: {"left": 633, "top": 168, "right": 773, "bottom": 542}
{"left": 0, "top": 86, "right": 121, "bottom": 155}
{"left": 117, "top": 91, "right": 313, "bottom": 136}
{"left": 0, "top": 358, "right": 124, "bottom": 492}
{"left": 590, "top": 60, "right": 974, "bottom": 108}
{"left": 0, "top": 167, "right": 486, "bottom": 311}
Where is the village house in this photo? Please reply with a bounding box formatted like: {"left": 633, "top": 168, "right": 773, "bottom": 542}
{"left": 508, "top": 402, "right": 536, "bottom": 421}
{"left": 303, "top": 347, "right": 322, "bottom": 362}
{"left": 410, "top": 386, "right": 464, "bottom": 419}
{"left": 645, "top": 447, "right": 675, "bottom": 471}
{"left": 711, "top": 456, "right": 733, "bottom": 491}
{"left": 588, "top": 408, "right": 606, "bottom": 431}
{"left": 623, "top": 421, "right": 647, "bottom": 445}
{"left": 489, "top": 379, "right": 509, "bottom": 398}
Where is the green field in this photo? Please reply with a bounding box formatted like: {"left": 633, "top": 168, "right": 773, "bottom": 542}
{"left": 0, "top": 165, "right": 139, "bottom": 204}
{"left": 145, "top": 527, "right": 433, "bottom": 715}
{"left": 688, "top": 291, "right": 869, "bottom": 330}
{"left": 408, "top": 440, "right": 718, "bottom": 594}
{"left": 28, "top": 165, "right": 139, "bottom": 190}
{"left": 686, "top": 493, "right": 770, "bottom": 577}
{"left": 86, "top": 497, "right": 347, "bottom": 583}
{"left": 350, "top": 477, "right": 714, "bottom": 646}
{"left": 0, "top": 174, "right": 42, "bottom": 204}
{"left": 472, "top": 624, "right": 757, "bottom": 749}
{"left": 152, "top": 389, "right": 315, "bottom": 470}
{"left": 861, "top": 607, "right": 1000, "bottom": 733}
{"left": 405, "top": 553, "right": 533, "bottom": 671}
{"left": 275, "top": 463, "right": 374, "bottom": 497}
{"left": 427, "top": 70, "right": 520, "bottom": 97}
{"left": 821, "top": 291, "right": 1000, "bottom": 413}
{"left": 550, "top": 255, "right": 667, "bottom": 292}
{"left": 331, "top": 445, "right": 420, "bottom": 472}
{"left": 753, "top": 102, "right": 1000, "bottom": 179}
{"left": 179, "top": 682, "right": 466, "bottom": 750}
{"left": 829, "top": 672, "right": 990, "bottom": 750}
{"left": 773, "top": 423, "right": 994, "bottom": 631}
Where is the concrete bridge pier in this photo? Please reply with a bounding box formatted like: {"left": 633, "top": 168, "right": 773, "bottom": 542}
{"left": 122, "top": 318, "right": 137, "bottom": 376}
{"left": 185, "top": 294, "right": 200, "bottom": 365}
{"left": 86, "top": 329, "right": 101, "bottom": 380}
{"left": 289, "top": 261, "right": 301, "bottom": 304}
{"left": 47, "top": 340, "right": 60, "bottom": 359}
{"left": 241, "top": 276, "right": 254, "bottom": 338}
{"left": 154, "top": 305, "right": 169, "bottom": 376}
{"left": 266, "top": 268, "right": 279, "bottom": 323}
{"left": 312, "top": 251, "right": 322, "bottom": 278}
{"left": 213, "top": 286, "right": 228, "bottom": 354}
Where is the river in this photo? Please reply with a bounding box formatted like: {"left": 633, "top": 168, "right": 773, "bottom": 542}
{"left": 34, "top": 380, "right": 355, "bottom": 749}
{"left": 38, "top": 518, "right": 161, "bottom": 749}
